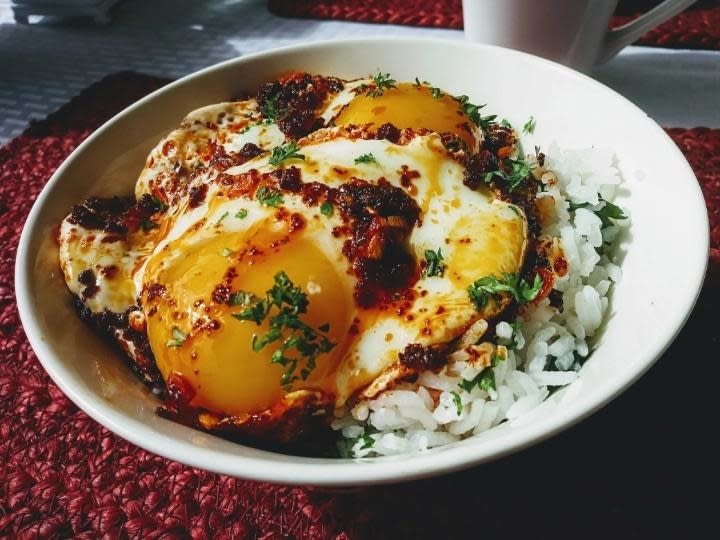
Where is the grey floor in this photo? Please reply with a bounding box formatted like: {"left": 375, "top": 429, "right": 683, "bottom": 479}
{"left": 0, "top": 0, "right": 718, "bottom": 145}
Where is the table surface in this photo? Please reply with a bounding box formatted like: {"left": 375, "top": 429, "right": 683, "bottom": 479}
{"left": 1, "top": 0, "right": 719, "bottom": 146}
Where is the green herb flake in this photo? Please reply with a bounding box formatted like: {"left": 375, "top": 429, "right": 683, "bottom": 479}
{"left": 141, "top": 219, "right": 159, "bottom": 231}
{"left": 508, "top": 321, "right": 523, "bottom": 350}
{"left": 568, "top": 197, "right": 627, "bottom": 228}
{"left": 596, "top": 200, "right": 627, "bottom": 228}
{"left": 256, "top": 186, "right": 284, "bottom": 208}
{"left": 268, "top": 141, "right": 305, "bottom": 166}
{"left": 500, "top": 118, "right": 512, "bottom": 128}
{"left": 422, "top": 248, "right": 446, "bottom": 278}
{"left": 259, "top": 94, "right": 284, "bottom": 123}
{"left": 166, "top": 327, "right": 187, "bottom": 348}
{"left": 221, "top": 247, "right": 234, "bottom": 257}
{"left": 228, "top": 291, "right": 256, "bottom": 306}
{"left": 217, "top": 211, "right": 229, "bottom": 224}
{"left": 458, "top": 368, "right": 496, "bottom": 393}
{"left": 366, "top": 72, "right": 397, "bottom": 98}
{"left": 468, "top": 273, "right": 543, "bottom": 311}
{"left": 235, "top": 209, "right": 248, "bottom": 219}
{"left": 453, "top": 95, "right": 497, "bottom": 130}
{"left": 431, "top": 87, "right": 444, "bottom": 99}
{"left": 484, "top": 158, "right": 535, "bottom": 192}
{"left": 354, "top": 153, "right": 377, "bottom": 165}
{"left": 231, "top": 271, "right": 336, "bottom": 386}
{"left": 359, "top": 434, "right": 375, "bottom": 450}
{"left": 451, "top": 391, "right": 463, "bottom": 416}
{"left": 320, "top": 201, "right": 334, "bottom": 216}
{"left": 148, "top": 196, "right": 167, "bottom": 213}
{"left": 522, "top": 116, "right": 536, "bottom": 134}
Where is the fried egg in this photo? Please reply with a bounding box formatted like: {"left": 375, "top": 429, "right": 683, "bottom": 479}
{"left": 58, "top": 74, "right": 528, "bottom": 436}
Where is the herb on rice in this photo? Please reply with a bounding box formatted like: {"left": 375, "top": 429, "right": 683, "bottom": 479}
{"left": 468, "top": 273, "right": 543, "bottom": 311}
{"left": 235, "top": 209, "right": 248, "bottom": 219}
{"left": 359, "top": 434, "right": 375, "bottom": 450}
{"left": 451, "top": 391, "right": 463, "bottom": 416}
{"left": 569, "top": 197, "right": 627, "bottom": 228}
{"left": 231, "top": 271, "right": 336, "bottom": 387}
{"left": 459, "top": 367, "right": 496, "bottom": 393}
{"left": 522, "top": 116, "right": 536, "bottom": 134}
{"left": 422, "top": 248, "right": 446, "bottom": 278}
{"left": 217, "top": 211, "right": 229, "bottom": 224}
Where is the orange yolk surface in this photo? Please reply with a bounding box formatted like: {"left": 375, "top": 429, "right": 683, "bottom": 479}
{"left": 144, "top": 226, "right": 352, "bottom": 417}
{"left": 334, "top": 83, "right": 479, "bottom": 151}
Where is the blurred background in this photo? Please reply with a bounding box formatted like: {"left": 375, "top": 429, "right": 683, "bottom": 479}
{"left": 0, "top": 0, "right": 718, "bottom": 144}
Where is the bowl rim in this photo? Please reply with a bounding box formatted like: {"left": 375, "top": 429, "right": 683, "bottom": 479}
{"left": 15, "top": 37, "right": 709, "bottom": 486}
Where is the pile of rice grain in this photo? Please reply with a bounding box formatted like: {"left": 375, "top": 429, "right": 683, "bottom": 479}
{"left": 333, "top": 145, "right": 627, "bottom": 457}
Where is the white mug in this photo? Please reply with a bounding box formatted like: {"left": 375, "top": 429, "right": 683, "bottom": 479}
{"left": 462, "top": 0, "right": 697, "bottom": 72}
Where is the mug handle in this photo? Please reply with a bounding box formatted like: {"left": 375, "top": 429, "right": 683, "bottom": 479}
{"left": 598, "top": 0, "right": 697, "bottom": 63}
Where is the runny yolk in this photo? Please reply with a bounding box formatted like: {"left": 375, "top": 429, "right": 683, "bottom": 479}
{"left": 334, "top": 83, "right": 480, "bottom": 152}
{"left": 144, "top": 228, "right": 352, "bottom": 417}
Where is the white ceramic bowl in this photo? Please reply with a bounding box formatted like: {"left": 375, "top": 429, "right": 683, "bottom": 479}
{"left": 16, "top": 39, "right": 708, "bottom": 486}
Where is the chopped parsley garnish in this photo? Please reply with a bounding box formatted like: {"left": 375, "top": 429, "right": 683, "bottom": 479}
{"left": 484, "top": 157, "right": 534, "bottom": 192}
{"left": 431, "top": 87, "right": 444, "bottom": 99}
{"left": 596, "top": 200, "right": 627, "bottom": 226}
{"left": 522, "top": 116, "right": 536, "bottom": 134}
{"left": 166, "top": 327, "right": 187, "bottom": 348}
{"left": 453, "top": 95, "right": 497, "bottom": 130}
{"left": 235, "top": 209, "right": 248, "bottom": 219}
{"left": 509, "top": 321, "right": 523, "bottom": 350}
{"left": 366, "top": 72, "right": 397, "bottom": 97}
{"left": 459, "top": 367, "right": 496, "bottom": 393}
{"left": 500, "top": 118, "right": 512, "bottom": 128}
{"left": 451, "top": 391, "right": 463, "bottom": 416}
{"left": 228, "top": 291, "right": 257, "bottom": 306}
{"left": 231, "top": 271, "right": 336, "bottom": 386}
{"left": 148, "top": 196, "right": 167, "bottom": 213}
{"left": 359, "top": 434, "right": 375, "bottom": 450}
{"left": 259, "top": 94, "right": 283, "bottom": 123}
{"left": 320, "top": 201, "right": 334, "bottom": 216}
{"left": 569, "top": 197, "right": 627, "bottom": 228}
{"left": 221, "top": 247, "right": 234, "bottom": 257}
{"left": 217, "top": 211, "right": 229, "bottom": 224}
{"left": 467, "top": 273, "right": 543, "bottom": 311}
{"left": 354, "top": 153, "right": 377, "bottom": 165}
{"left": 422, "top": 248, "right": 446, "bottom": 278}
{"left": 141, "top": 219, "right": 159, "bottom": 231}
{"left": 268, "top": 141, "right": 305, "bottom": 166}
{"left": 256, "top": 186, "right": 284, "bottom": 208}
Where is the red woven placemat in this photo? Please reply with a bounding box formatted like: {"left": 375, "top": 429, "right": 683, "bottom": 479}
{"left": 1, "top": 73, "right": 718, "bottom": 539}
{"left": 268, "top": 0, "right": 720, "bottom": 50}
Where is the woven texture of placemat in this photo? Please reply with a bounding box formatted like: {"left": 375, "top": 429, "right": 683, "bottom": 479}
{"left": 1, "top": 72, "right": 718, "bottom": 539}
{"left": 268, "top": 0, "right": 720, "bottom": 50}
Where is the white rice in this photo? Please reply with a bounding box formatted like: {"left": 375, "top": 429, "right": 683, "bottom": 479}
{"left": 334, "top": 144, "right": 628, "bottom": 458}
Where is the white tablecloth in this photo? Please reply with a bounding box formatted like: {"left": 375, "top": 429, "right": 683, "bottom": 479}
{"left": 0, "top": 0, "right": 718, "bottom": 144}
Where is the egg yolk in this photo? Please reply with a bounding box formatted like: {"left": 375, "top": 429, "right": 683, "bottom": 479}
{"left": 334, "top": 83, "right": 479, "bottom": 152}
{"left": 447, "top": 206, "right": 527, "bottom": 289}
{"left": 144, "top": 226, "right": 352, "bottom": 417}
